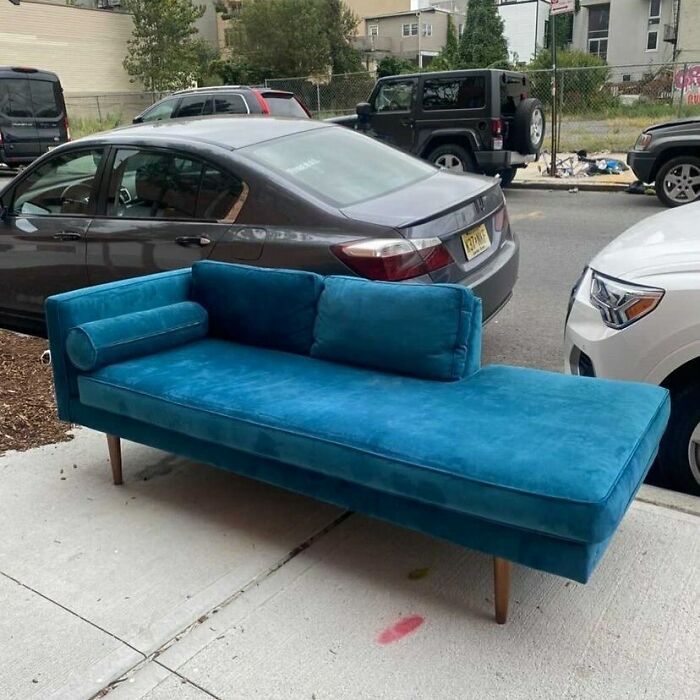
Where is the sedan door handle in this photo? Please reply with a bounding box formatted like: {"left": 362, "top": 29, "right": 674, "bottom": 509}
{"left": 175, "top": 236, "right": 212, "bottom": 248}
{"left": 52, "top": 231, "right": 83, "bottom": 241}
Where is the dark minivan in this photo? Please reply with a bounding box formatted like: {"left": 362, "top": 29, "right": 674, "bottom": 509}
{"left": 0, "top": 67, "right": 70, "bottom": 170}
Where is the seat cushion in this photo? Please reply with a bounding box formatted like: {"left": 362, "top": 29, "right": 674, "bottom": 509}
{"left": 191, "top": 261, "right": 323, "bottom": 355}
{"left": 77, "top": 339, "right": 669, "bottom": 545}
{"left": 311, "top": 277, "right": 481, "bottom": 381}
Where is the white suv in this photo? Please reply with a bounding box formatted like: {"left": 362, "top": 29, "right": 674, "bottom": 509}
{"left": 565, "top": 202, "right": 700, "bottom": 495}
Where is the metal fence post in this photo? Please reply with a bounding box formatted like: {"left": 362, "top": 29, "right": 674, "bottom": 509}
{"left": 316, "top": 83, "right": 321, "bottom": 116}
{"left": 95, "top": 96, "right": 103, "bottom": 125}
{"left": 678, "top": 62, "right": 688, "bottom": 119}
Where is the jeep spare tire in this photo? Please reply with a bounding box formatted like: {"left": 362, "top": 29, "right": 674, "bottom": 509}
{"left": 513, "top": 98, "right": 545, "bottom": 154}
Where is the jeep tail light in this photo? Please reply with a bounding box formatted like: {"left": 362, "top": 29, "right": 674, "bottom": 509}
{"left": 64, "top": 116, "right": 71, "bottom": 141}
{"left": 491, "top": 118, "right": 504, "bottom": 150}
{"left": 332, "top": 238, "right": 454, "bottom": 282}
{"left": 251, "top": 89, "right": 271, "bottom": 115}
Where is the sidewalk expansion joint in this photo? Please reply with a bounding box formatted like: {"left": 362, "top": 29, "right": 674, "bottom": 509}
{"left": 95, "top": 510, "right": 353, "bottom": 697}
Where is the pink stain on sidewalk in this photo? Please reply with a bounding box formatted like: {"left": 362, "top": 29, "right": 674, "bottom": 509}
{"left": 377, "top": 615, "right": 425, "bottom": 644}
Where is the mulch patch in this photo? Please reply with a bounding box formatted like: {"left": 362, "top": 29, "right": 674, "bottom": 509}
{"left": 0, "top": 330, "right": 74, "bottom": 455}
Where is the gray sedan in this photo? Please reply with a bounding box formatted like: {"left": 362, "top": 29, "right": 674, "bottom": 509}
{"left": 0, "top": 116, "right": 518, "bottom": 337}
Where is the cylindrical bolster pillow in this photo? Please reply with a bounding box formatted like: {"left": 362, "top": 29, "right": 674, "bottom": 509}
{"left": 66, "top": 301, "right": 209, "bottom": 372}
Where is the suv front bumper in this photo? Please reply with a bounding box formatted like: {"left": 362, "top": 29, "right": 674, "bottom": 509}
{"left": 627, "top": 150, "right": 656, "bottom": 183}
{"left": 475, "top": 150, "right": 536, "bottom": 172}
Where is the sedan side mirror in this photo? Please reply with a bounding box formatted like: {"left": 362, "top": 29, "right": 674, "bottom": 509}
{"left": 356, "top": 102, "right": 372, "bottom": 132}
{"left": 132, "top": 115, "right": 144, "bottom": 125}
{"left": 0, "top": 202, "right": 9, "bottom": 223}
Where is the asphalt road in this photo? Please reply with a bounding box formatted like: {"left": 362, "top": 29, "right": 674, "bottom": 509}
{"left": 484, "top": 188, "right": 665, "bottom": 372}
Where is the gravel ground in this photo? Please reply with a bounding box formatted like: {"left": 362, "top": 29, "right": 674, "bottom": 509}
{"left": 0, "top": 331, "right": 73, "bottom": 455}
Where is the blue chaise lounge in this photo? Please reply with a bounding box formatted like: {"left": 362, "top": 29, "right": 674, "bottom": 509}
{"left": 46, "top": 261, "right": 670, "bottom": 623}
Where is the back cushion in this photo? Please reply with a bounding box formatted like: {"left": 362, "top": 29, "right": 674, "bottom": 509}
{"left": 191, "top": 261, "right": 323, "bottom": 355}
{"left": 311, "top": 277, "right": 481, "bottom": 382}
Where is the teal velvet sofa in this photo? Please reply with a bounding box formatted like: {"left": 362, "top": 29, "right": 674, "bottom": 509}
{"left": 46, "top": 261, "right": 670, "bottom": 624}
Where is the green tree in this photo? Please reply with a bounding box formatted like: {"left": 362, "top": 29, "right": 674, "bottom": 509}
{"left": 122, "top": 0, "right": 207, "bottom": 92}
{"left": 376, "top": 55, "right": 416, "bottom": 79}
{"left": 442, "top": 13, "right": 459, "bottom": 66}
{"left": 233, "top": 0, "right": 361, "bottom": 79}
{"left": 324, "top": 0, "right": 363, "bottom": 74}
{"left": 457, "top": 0, "right": 508, "bottom": 69}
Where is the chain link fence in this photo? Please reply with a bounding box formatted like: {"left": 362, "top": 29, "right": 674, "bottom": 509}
{"left": 265, "top": 71, "right": 377, "bottom": 118}
{"left": 65, "top": 62, "right": 700, "bottom": 151}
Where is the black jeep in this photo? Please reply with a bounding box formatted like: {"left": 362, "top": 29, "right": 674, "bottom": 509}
{"left": 330, "top": 69, "right": 545, "bottom": 187}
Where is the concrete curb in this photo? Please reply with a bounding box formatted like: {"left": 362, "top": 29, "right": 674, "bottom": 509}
{"left": 510, "top": 180, "right": 631, "bottom": 193}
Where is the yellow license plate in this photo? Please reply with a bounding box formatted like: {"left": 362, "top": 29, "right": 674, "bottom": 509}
{"left": 461, "top": 224, "right": 491, "bottom": 260}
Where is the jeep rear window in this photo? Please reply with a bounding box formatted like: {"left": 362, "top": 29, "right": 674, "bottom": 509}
{"left": 240, "top": 126, "right": 435, "bottom": 207}
{"left": 422, "top": 77, "right": 485, "bottom": 110}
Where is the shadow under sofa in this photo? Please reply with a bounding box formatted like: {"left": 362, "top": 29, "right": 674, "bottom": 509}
{"left": 46, "top": 261, "right": 670, "bottom": 624}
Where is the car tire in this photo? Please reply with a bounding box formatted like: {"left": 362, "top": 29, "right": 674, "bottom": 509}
{"left": 428, "top": 144, "right": 476, "bottom": 173}
{"left": 512, "top": 98, "right": 545, "bottom": 154}
{"left": 498, "top": 167, "right": 517, "bottom": 188}
{"left": 656, "top": 380, "right": 700, "bottom": 495}
{"left": 654, "top": 156, "right": 700, "bottom": 208}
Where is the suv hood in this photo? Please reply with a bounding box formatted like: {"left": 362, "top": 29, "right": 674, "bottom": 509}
{"left": 645, "top": 116, "right": 700, "bottom": 132}
{"left": 340, "top": 170, "right": 496, "bottom": 228}
{"left": 591, "top": 202, "right": 700, "bottom": 281}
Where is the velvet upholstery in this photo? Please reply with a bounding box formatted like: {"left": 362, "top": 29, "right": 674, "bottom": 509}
{"left": 66, "top": 302, "right": 208, "bottom": 371}
{"left": 311, "top": 277, "right": 481, "bottom": 381}
{"left": 191, "top": 260, "right": 323, "bottom": 355}
{"left": 77, "top": 340, "right": 669, "bottom": 544}
{"left": 45, "top": 263, "right": 671, "bottom": 587}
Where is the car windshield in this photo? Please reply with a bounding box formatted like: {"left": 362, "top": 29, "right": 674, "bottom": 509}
{"left": 239, "top": 126, "right": 436, "bottom": 207}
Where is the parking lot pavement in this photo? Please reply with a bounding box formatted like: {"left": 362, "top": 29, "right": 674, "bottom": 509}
{"left": 483, "top": 189, "right": 663, "bottom": 372}
{"left": 0, "top": 429, "right": 697, "bottom": 699}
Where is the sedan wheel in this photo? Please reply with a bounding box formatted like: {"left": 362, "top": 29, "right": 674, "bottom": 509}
{"left": 688, "top": 422, "right": 700, "bottom": 487}
{"left": 655, "top": 156, "right": 700, "bottom": 207}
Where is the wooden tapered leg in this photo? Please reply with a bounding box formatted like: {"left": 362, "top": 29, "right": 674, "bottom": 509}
{"left": 106, "top": 434, "right": 123, "bottom": 485}
{"left": 493, "top": 557, "right": 511, "bottom": 624}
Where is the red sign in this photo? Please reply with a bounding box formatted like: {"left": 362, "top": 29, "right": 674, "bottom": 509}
{"left": 551, "top": 0, "right": 576, "bottom": 15}
{"left": 675, "top": 65, "right": 700, "bottom": 104}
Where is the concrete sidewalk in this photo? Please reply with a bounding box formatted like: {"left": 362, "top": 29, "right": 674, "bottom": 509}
{"left": 513, "top": 153, "right": 637, "bottom": 191}
{"left": 1, "top": 428, "right": 698, "bottom": 699}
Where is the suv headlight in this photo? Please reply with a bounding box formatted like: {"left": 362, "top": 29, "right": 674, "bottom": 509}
{"left": 590, "top": 271, "right": 664, "bottom": 330}
{"left": 635, "top": 132, "right": 652, "bottom": 150}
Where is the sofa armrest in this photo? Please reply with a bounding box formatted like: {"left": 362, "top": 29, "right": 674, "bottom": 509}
{"left": 46, "top": 269, "right": 193, "bottom": 422}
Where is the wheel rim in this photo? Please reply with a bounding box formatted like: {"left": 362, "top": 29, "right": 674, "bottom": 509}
{"left": 530, "top": 109, "right": 544, "bottom": 145}
{"left": 688, "top": 422, "right": 700, "bottom": 486}
{"left": 435, "top": 154, "right": 465, "bottom": 171}
{"left": 663, "top": 163, "right": 700, "bottom": 204}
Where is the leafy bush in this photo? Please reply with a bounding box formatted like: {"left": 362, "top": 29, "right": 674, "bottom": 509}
{"left": 526, "top": 49, "right": 610, "bottom": 111}
{"left": 377, "top": 56, "right": 416, "bottom": 79}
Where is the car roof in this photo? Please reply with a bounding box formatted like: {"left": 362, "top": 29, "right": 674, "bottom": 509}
{"left": 0, "top": 66, "right": 61, "bottom": 81}
{"left": 377, "top": 68, "right": 522, "bottom": 81}
{"left": 170, "top": 85, "right": 294, "bottom": 97}
{"left": 76, "top": 115, "right": 330, "bottom": 151}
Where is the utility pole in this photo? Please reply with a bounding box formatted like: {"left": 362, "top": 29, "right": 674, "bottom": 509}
{"left": 550, "top": 11, "right": 558, "bottom": 177}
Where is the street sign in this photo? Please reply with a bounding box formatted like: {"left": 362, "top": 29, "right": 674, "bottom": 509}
{"left": 551, "top": 0, "right": 575, "bottom": 15}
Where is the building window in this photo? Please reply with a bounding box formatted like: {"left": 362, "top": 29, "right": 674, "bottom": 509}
{"left": 587, "top": 4, "right": 610, "bottom": 61}
{"left": 368, "top": 24, "right": 379, "bottom": 37}
{"left": 649, "top": 0, "right": 661, "bottom": 22}
{"left": 422, "top": 23, "right": 432, "bottom": 37}
{"left": 402, "top": 22, "right": 418, "bottom": 37}
{"left": 647, "top": 0, "right": 661, "bottom": 51}
{"left": 458, "top": 23, "right": 464, "bottom": 36}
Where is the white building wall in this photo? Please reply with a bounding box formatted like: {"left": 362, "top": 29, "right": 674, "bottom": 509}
{"left": 498, "top": 0, "right": 550, "bottom": 63}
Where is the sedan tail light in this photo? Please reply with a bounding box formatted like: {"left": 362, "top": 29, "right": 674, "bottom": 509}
{"left": 332, "top": 237, "right": 454, "bottom": 282}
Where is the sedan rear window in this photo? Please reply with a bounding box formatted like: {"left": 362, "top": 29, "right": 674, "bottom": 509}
{"left": 263, "top": 93, "right": 309, "bottom": 118}
{"left": 240, "top": 127, "right": 435, "bottom": 207}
